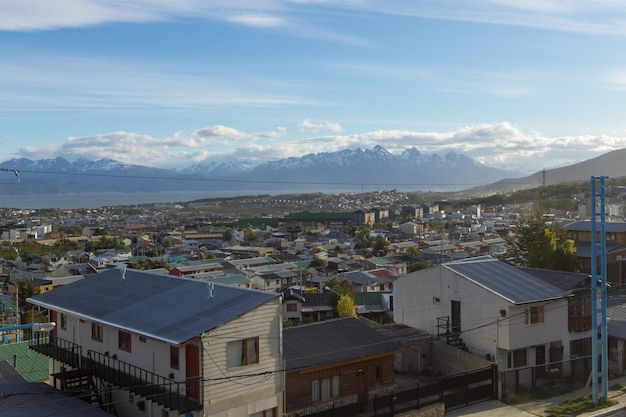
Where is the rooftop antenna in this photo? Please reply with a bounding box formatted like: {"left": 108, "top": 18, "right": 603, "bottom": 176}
{"left": 116, "top": 263, "right": 127, "bottom": 280}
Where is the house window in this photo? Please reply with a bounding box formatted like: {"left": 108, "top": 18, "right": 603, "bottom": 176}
{"left": 60, "top": 313, "right": 67, "bottom": 330}
{"left": 227, "top": 337, "right": 259, "bottom": 368}
{"left": 170, "top": 346, "right": 179, "bottom": 370}
{"left": 139, "top": 336, "right": 147, "bottom": 343}
{"left": 286, "top": 303, "right": 297, "bottom": 312}
{"left": 118, "top": 331, "right": 132, "bottom": 353}
{"left": 312, "top": 377, "right": 340, "bottom": 402}
{"left": 570, "top": 338, "right": 592, "bottom": 358}
{"left": 91, "top": 323, "right": 103, "bottom": 342}
{"left": 507, "top": 349, "right": 527, "bottom": 368}
{"left": 312, "top": 380, "right": 320, "bottom": 402}
{"left": 524, "top": 305, "right": 544, "bottom": 325}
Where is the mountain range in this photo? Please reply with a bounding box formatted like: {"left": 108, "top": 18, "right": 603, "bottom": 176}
{"left": 0, "top": 145, "right": 623, "bottom": 197}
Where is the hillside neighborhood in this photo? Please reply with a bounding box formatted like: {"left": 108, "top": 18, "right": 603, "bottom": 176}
{"left": 1, "top": 191, "right": 626, "bottom": 417}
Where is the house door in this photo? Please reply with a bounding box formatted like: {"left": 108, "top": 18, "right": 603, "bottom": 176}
{"left": 186, "top": 344, "right": 200, "bottom": 401}
{"left": 535, "top": 345, "right": 546, "bottom": 377}
{"left": 355, "top": 369, "right": 368, "bottom": 401}
{"left": 451, "top": 300, "right": 461, "bottom": 333}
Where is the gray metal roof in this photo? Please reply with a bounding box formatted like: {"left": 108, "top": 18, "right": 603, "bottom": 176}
{"left": 565, "top": 220, "right": 626, "bottom": 233}
{"left": 444, "top": 258, "right": 568, "bottom": 304}
{"left": 28, "top": 268, "right": 279, "bottom": 345}
{"left": 284, "top": 317, "right": 401, "bottom": 371}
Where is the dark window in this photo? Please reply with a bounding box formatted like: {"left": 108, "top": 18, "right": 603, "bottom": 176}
{"left": 286, "top": 303, "right": 297, "bottom": 312}
{"left": 60, "top": 313, "right": 67, "bottom": 330}
{"left": 524, "top": 305, "right": 544, "bottom": 325}
{"left": 91, "top": 323, "right": 103, "bottom": 342}
{"left": 170, "top": 346, "right": 180, "bottom": 370}
{"left": 118, "top": 331, "right": 132, "bottom": 353}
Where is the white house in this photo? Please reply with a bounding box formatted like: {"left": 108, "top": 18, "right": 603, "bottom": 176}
{"left": 393, "top": 257, "right": 574, "bottom": 375}
{"left": 28, "top": 268, "right": 284, "bottom": 417}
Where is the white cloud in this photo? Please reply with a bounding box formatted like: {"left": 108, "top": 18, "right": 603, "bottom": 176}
{"left": 298, "top": 119, "right": 343, "bottom": 132}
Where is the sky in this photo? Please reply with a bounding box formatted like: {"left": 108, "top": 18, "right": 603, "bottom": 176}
{"left": 3, "top": 1, "right": 626, "bottom": 175}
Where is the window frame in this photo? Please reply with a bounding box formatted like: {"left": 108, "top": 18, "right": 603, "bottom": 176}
{"left": 524, "top": 305, "right": 545, "bottom": 325}
{"left": 118, "top": 330, "right": 132, "bottom": 353}
{"left": 227, "top": 337, "right": 259, "bottom": 368}
{"left": 91, "top": 322, "right": 103, "bottom": 342}
{"left": 170, "top": 346, "right": 180, "bottom": 370}
{"left": 60, "top": 313, "right": 67, "bottom": 330}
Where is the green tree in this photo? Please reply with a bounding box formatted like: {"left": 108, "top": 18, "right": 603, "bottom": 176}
{"left": 503, "top": 210, "right": 577, "bottom": 271}
{"left": 373, "top": 235, "right": 390, "bottom": 256}
{"left": 16, "top": 278, "right": 40, "bottom": 312}
{"left": 309, "top": 257, "right": 326, "bottom": 268}
{"left": 408, "top": 260, "right": 430, "bottom": 273}
{"left": 528, "top": 229, "right": 578, "bottom": 272}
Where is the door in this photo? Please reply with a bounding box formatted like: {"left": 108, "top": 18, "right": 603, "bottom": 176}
{"left": 186, "top": 344, "right": 200, "bottom": 401}
{"left": 451, "top": 300, "right": 461, "bottom": 333}
{"left": 355, "top": 369, "right": 368, "bottom": 401}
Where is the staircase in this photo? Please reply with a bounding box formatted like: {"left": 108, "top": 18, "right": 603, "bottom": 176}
{"left": 436, "top": 316, "right": 469, "bottom": 352}
{"left": 55, "top": 369, "right": 104, "bottom": 408}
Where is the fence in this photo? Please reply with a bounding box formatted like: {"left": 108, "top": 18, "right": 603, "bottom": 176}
{"left": 288, "top": 365, "right": 497, "bottom": 417}
{"left": 501, "top": 356, "right": 591, "bottom": 400}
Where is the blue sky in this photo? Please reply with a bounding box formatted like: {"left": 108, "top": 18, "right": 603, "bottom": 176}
{"left": 2, "top": 1, "right": 626, "bottom": 174}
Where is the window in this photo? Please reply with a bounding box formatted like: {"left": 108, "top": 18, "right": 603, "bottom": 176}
{"left": 286, "top": 303, "right": 297, "bottom": 312}
{"left": 312, "top": 377, "right": 340, "bottom": 402}
{"left": 119, "top": 331, "right": 132, "bottom": 353}
{"left": 507, "top": 349, "right": 527, "bottom": 368}
{"left": 524, "top": 305, "right": 544, "bottom": 325}
{"left": 91, "top": 323, "right": 103, "bottom": 342}
{"left": 170, "top": 346, "right": 180, "bottom": 370}
{"left": 312, "top": 380, "right": 320, "bottom": 402}
{"left": 139, "top": 336, "right": 147, "bottom": 343}
{"left": 227, "top": 337, "right": 259, "bottom": 368}
{"left": 60, "top": 313, "right": 67, "bottom": 330}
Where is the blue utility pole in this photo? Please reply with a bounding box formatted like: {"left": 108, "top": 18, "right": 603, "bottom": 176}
{"left": 590, "top": 176, "right": 608, "bottom": 404}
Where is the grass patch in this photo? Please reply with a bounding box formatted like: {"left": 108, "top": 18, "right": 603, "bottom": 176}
{"left": 544, "top": 394, "right": 617, "bottom": 417}
{"left": 504, "top": 382, "right": 581, "bottom": 405}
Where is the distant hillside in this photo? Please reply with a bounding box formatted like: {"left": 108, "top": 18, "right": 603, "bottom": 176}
{"left": 459, "top": 148, "right": 626, "bottom": 197}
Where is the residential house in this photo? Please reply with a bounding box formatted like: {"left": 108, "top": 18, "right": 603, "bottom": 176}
{"left": 284, "top": 317, "right": 401, "bottom": 413}
{"left": 28, "top": 268, "right": 284, "bottom": 417}
{"left": 565, "top": 220, "right": 626, "bottom": 284}
{"left": 281, "top": 289, "right": 333, "bottom": 324}
{"left": 342, "top": 269, "right": 396, "bottom": 293}
{"left": 371, "top": 207, "right": 389, "bottom": 224}
{"left": 363, "top": 256, "right": 407, "bottom": 276}
{"left": 393, "top": 257, "right": 575, "bottom": 380}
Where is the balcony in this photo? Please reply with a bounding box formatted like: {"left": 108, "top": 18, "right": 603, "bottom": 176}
{"left": 29, "top": 335, "right": 202, "bottom": 413}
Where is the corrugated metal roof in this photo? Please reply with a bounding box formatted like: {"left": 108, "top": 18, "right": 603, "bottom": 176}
{"left": 566, "top": 220, "right": 626, "bottom": 233}
{"left": 28, "top": 268, "right": 279, "bottom": 345}
{"left": 444, "top": 258, "right": 568, "bottom": 304}
{"left": 284, "top": 317, "right": 401, "bottom": 371}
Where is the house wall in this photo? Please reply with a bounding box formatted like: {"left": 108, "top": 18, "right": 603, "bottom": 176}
{"left": 285, "top": 354, "right": 396, "bottom": 411}
{"left": 54, "top": 313, "right": 195, "bottom": 382}
{"left": 202, "top": 298, "right": 284, "bottom": 417}
{"left": 393, "top": 266, "right": 571, "bottom": 372}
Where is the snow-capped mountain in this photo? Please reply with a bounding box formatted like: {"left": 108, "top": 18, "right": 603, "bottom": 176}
{"left": 0, "top": 146, "right": 522, "bottom": 195}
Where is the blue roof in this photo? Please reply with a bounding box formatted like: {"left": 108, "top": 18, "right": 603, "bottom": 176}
{"left": 444, "top": 258, "right": 568, "bottom": 304}
{"left": 28, "top": 268, "right": 279, "bottom": 345}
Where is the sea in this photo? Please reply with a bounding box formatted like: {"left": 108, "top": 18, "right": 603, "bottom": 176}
{"left": 0, "top": 191, "right": 267, "bottom": 210}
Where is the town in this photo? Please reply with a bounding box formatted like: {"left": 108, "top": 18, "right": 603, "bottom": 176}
{"left": 1, "top": 186, "right": 625, "bottom": 417}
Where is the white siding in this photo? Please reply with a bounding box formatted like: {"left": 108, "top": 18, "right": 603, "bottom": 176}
{"left": 393, "top": 264, "right": 571, "bottom": 368}
{"left": 202, "top": 298, "right": 283, "bottom": 416}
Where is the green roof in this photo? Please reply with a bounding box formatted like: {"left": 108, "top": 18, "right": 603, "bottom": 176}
{"left": 0, "top": 339, "right": 49, "bottom": 382}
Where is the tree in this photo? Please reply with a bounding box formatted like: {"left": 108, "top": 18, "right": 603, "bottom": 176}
{"left": 16, "top": 278, "right": 40, "bottom": 312}
{"left": 527, "top": 229, "right": 578, "bottom": 272}
{"left": 503, "top": 210, "right": 577, "bottom": 271}
{"left": 373, "top": 235, "right": 390, "bottom": 256}
{"left": 337, "top": 294, "right": 357, "bottom": 318}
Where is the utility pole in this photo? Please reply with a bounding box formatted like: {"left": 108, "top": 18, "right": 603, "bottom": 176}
{"left": 590, "top": 176, "right": 608, "bottom": 404}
